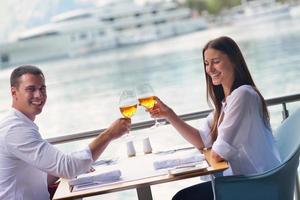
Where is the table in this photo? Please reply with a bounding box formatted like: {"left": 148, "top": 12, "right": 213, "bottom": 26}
{"left": 53, "top": 148, "right": 228, "bottom": 200}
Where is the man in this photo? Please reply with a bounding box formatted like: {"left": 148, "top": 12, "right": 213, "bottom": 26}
{"left": 0, "top": 65, "right": 131, "bottom": 199}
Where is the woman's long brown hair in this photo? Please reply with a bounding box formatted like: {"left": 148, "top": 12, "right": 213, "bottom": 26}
{"left": 202, "top": 36, "right": 270, "bottom": 142}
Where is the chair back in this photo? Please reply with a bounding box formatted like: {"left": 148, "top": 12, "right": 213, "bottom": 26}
{"left": 213, "top": 108, "right": 300, "bottom": 200}
{"left": 273, "top": 108, "right": 300, "bottom": 162}
{"left": 214, "top": 150, "right": 299, "bottom": 200}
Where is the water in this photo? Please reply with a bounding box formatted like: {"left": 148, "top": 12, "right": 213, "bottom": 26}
{"left": 0, "top": 17, "right": 300, "bottom": 199}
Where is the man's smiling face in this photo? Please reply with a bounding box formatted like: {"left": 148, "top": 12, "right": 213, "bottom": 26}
{"left": 11, "top": 73, "right": 47, "bottom": 121}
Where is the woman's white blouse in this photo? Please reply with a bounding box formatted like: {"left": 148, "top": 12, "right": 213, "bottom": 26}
{"left": 198, "top": 85, "right": 281, "bottom": 175}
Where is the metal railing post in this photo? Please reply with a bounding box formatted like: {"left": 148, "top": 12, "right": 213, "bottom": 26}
{"left": 282, "top": 102, "right": 289, "bottom": 120}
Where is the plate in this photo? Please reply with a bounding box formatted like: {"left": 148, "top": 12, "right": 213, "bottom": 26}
{"left": 168, "top": 160, "right": 209, "bottom": 176}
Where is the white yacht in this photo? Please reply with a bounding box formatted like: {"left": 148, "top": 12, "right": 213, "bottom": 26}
{"left": 0, "top": 1, "right": 207, "bottom": 68}
{"left": 226, "top": 0, "right": 290, "bottom": 26}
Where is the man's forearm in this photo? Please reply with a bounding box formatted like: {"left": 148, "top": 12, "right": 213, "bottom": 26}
{"left": 89, "top": 131, "right": 111, "bottom": 161}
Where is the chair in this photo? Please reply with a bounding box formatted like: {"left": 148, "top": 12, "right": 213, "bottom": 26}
{"left": 212, "top": 108, "right": 300, "bottom": 200}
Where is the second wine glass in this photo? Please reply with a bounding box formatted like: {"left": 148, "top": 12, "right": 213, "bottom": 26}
{"left": 136, "top": 84, "right": 161, "bottom": 129}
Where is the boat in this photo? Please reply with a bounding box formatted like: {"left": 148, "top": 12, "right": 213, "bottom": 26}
{"left": 0, "top": 1, "right": 207, "bottom": 68}
{"left": 289, "top": 4, "right": 300, "bottom": 18}
{"left": 224, "top": 0, "right": 290, "bottom": 26}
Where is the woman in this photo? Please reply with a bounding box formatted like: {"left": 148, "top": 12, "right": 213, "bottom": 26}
{"left": 149, "top": 36, "right": 281, "bottom": 200}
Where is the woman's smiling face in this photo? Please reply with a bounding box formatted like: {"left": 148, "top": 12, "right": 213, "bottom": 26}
{"left": 204, "top": 48, "right": 235, "bottom": 91}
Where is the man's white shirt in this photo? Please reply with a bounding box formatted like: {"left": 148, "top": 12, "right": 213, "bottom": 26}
{"left": 0, "top": 108, "right": 93, "bottom": 200}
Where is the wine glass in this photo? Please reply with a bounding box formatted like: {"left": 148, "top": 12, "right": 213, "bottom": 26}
{"left": 136, "top": 84, "right": 162, "bottom": 129}
{"left": 119, "top": 89, "right": 138, "bottom": 138}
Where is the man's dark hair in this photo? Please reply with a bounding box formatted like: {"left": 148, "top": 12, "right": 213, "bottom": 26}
{"left": 10, "top": 65, "right": 45, "bottom": 87}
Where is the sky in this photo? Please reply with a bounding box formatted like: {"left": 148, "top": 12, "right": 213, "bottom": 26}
{"left": 0, "top": 0, "right": 119, "bottom": 43}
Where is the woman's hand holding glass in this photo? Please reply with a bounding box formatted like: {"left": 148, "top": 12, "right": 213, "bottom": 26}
{"left": 136, "top": 84, "right": 166, "bottom": 129}
{"left": 148, "top": 97, "right": 173, "bottom": 122}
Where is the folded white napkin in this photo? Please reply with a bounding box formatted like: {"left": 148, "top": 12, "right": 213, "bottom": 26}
{"left": 68, "top": 169, "right": 121, "bottom": 186}
{"left": 153, "top": 150, "right": 205, "bottom": 170}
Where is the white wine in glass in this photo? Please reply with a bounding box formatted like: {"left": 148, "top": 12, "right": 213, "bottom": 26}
{"left": 120, "top": 104, "right": 137, "bottom": 118}
{"left": 136, "top": 84, "right": 162, "bottom": 129}
{"left": 138, "top": 96, "right": 156, "bottom": 109}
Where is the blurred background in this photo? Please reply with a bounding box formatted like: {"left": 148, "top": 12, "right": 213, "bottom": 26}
{"left": 0, "top": 0, "right": 300, "bottom": 199}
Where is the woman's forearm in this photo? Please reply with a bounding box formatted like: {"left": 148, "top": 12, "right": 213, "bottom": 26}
{"left": 167, "top": 110, "right": 205, "bottom": 149}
